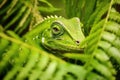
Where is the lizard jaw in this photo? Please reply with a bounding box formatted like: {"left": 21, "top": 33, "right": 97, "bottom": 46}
{"left": 42, "top": 38, "right": 83, "bottom": 53}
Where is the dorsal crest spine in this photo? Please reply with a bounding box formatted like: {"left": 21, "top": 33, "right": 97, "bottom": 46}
{"left": 33, "top": 15, "right": 62, "bottom": 28}
{"left": 43, "top": 15, "right": 62, "bottom": 20}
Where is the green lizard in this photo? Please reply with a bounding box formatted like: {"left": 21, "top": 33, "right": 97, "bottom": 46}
{"left": 0, "top": 16, "right": 86, "bottom": 80}
{"left": 24, "top": 16, "right": 85, "bottom": 54}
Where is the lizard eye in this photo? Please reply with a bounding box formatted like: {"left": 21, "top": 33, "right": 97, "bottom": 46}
{"left": 52, "top": 25, "right": 61, "bottom": 35}
{"left": 51, "top": 23, "right": 64, "bottom": 36}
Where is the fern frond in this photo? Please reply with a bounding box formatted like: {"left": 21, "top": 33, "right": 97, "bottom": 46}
{"left": 38, "top": 0, "right": 60, "bottom": 13}
{"left": 83, "top": 0, "right": 119, "bottom": 79}
{"left": 64, "top": 0, "right": 120, "bottom": 79}
{"left": 85, "top": 0, "right": 110, "bottom": 35}
{"left": 0, "top": 0, "right": 120, "bottom": 80}
{"left": 0, "top": 32, "right": 88, "bottom": 80}
{"left": 0, "top": 0, "right": 40, "bottom": 35}
{"left": 0, "top": 0, "right": 59, "bottom": 35}
{"left": 109, "top": 8, "right": 120, "bottom": 23}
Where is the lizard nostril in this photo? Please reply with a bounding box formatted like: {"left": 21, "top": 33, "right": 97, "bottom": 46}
{"left": 76, "top": 40, "right": 80, "bottom": 45}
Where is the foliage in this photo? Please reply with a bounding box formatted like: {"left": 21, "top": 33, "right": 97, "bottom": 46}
{"left": 65, "top": 0, "right": 120, "bottom": 79}
{"left": 0, "top": 0, "right": 59, "bottom": 34}
{"left": 0, "top": 0, "right": 120, "bottom": 80}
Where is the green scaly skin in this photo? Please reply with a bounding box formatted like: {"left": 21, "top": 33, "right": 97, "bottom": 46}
{"left": 24, "top": 16, "right": 85, "bottom": 54}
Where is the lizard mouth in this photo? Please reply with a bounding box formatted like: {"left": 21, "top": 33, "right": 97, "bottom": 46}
{"left": 42, "top": 38, "right": 83, "bottom": 53}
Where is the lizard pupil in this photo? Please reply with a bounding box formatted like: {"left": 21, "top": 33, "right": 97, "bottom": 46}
{"left": 53, "top": 27, "right": 59, "bottom": 32}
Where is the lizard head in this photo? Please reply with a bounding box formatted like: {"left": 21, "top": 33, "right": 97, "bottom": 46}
{"left": 41, "top": 17, "right": 85, "bottom": 53}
